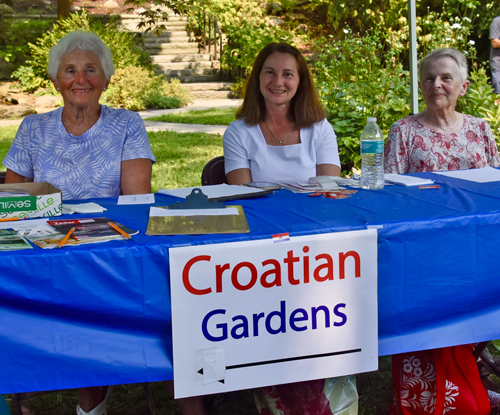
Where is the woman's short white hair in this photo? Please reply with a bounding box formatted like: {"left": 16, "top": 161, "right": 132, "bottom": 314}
{"left": 418, "top": 48, "right": 468, "bottom": 84}
{"left": 48, "top": 31, "right": 115, "bottom": 80}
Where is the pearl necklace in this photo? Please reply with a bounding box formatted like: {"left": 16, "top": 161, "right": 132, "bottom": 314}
{"left": 425, "top": 112, "right": 459, "bottom": 131}
{"left": 264, "top": 121, "right": 293, "bottom": 146}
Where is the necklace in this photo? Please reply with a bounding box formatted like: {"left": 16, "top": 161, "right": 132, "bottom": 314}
{"left": 425, "top": 111, "right": 459, "bottom": 131}
{"left": 264, "top": 121, "right": 293, "bottom": 146}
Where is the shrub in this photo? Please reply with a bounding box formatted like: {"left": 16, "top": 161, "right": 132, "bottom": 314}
{"left": 143, "top": 93, "right": 182, "bottom": 110}
{"left": 103, "top": 66, "right": 191, "bottom": 111}
{"left": 311, "top": 29, "right": 411, "bottom": 174}
{"left": 103, "top": 66, "right": 153, "bottom": 111}
{"left": 221, "top": 22, "right": 294, "bottom": 79}
{"left": 161, "top": 78, "right": 192, "bottom": 107}
{"left": 461, "top": 64, "right": 500, "bottom": 145}
{"left": 8, "top": 66, "right": 45, "bottom": 92}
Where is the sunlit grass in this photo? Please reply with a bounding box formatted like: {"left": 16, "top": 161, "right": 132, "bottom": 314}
{"left": 145, "top": 107, "right": 237, "bottom": 125}
{"left": 149, "top": 130, "right": 223, "bottom": 191}
{"left": 0, "top": 126, "right": 17, "bottom": 171}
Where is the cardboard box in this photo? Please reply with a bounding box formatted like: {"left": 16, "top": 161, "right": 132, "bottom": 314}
{"left": 0, "top": 182, "right": 62, "bottom": 219}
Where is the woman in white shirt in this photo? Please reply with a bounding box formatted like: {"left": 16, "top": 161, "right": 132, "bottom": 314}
{"left": 223, "top": 42, "right": 341, "bottom": 185}
{"left": 223, "top": 43, "right": 357, "bottom": 415}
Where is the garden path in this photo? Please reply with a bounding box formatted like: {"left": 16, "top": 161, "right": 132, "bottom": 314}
{"left": 139, "top": 98, "right": 241, "bottom": 134}
{"left": 0, "top": 98, "right": 242, "bottom": 134}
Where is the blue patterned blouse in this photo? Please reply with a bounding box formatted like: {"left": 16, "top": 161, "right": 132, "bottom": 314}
{"left": 3, "top": 105, "right": 156, "bottom": 200}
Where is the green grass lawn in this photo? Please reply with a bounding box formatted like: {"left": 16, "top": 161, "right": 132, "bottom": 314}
{"left": 148, "top": 130, "right": 223, "bottom": 191}
{"left": 145, "top": 107, "right": 237, "bottom": 125}
{"left": 0, "top": 126, "right": 17, "bottom": 172}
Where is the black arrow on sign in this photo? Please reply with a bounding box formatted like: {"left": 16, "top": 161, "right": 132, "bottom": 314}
{"left": 197, "top": 347, "right": 362, "bottom": 382}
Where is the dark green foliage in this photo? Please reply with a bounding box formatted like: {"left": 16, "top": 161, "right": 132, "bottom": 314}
{"left": 311, "top": 30, "right": 412, "bottom": 174}
{"left": 461, "top": 64, "right": 500, "bottom": 146}
{"left": 0, "top": 18, "right": 53, "bottom": 74}
{"left": 221, "top": 22, "right": 294, "bottom": 80}
{"left": 144, "top": 93, "right": 182, "bottom": 110}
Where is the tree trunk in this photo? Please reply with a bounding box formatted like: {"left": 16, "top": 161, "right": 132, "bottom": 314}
{"left": 57, "top": 0, "right": 73, "bottom": 20}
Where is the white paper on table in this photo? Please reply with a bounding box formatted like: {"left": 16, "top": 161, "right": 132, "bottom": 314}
{"left": 158, "top": 184, "right": 265, "bottom": 199}
{"left": 432, "top": 167, "right": 500, "bottom": 183}
{"left": 308, "top": 176, "right": 343, "bottom": 190}
{"left": 62, "top": 202, "right": 107, "bottom": 214}
{"left": 150, "top": 206, "right": 239, "bottom": 217}
{"left": 117, "top": 194, "right": 155, "bottom": 205}
{"left": 384, "top": 173, "right": 435, "bottom": 186}
{"left": 0, "top": 218, "right": 51, "bottom": 234}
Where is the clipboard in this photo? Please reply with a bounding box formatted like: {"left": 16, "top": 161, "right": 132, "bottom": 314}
{"left": 146, "top": 188, "right": 250, "bottom": 235}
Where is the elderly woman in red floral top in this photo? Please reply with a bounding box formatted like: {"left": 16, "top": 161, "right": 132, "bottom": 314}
{"left": 386, "top": 48, "right": 500, "bottom": 415}
{"left": 384, "top": 48, "right": 500, "bottom": 174}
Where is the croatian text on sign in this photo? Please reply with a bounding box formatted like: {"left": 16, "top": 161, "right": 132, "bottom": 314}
{"left": 169, "top": 229, "right": 378, "bottom": 398}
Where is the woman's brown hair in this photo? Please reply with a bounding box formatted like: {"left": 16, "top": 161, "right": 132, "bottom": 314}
{"left": 236, "top": 42, "right": 326, "bottom": 128}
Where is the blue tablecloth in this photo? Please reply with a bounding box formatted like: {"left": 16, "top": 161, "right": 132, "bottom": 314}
{"left": 2, "top": 172, "right": 500, "bottom": 393}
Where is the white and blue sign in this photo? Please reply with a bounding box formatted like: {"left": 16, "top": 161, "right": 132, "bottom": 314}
{"left": 169, "top": 229, "right": 379, "bottom": 398}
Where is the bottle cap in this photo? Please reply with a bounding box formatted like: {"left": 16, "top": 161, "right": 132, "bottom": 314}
{"left": 367, "top": 117, "right": 377, "bottom": 122}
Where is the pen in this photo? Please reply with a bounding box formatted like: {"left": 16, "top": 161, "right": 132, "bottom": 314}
{"left": 108, "top": 221, "right": 131, "bottom": 239}
{"left": 58, "top": 227, "right": 75, "bottom": 248}
{"left": 0, "top": 217, "right": 26, "bottom": 222}
{"left": 418, "top": 185, "right": 440, "bottom": 189}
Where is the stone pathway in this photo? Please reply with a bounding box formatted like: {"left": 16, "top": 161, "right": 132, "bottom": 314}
{"left": 139, "top": 98, "right": 241, "bottom": 134}
{"left": 0, "top": 98, "right": 242, "bottom": 135}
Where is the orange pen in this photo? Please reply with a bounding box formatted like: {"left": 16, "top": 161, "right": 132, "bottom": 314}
{"left": 58, "top": 227, "right": 75, "bottom": 248}
{"left": 108, "top": 222, "right": 132, "bottom": 239}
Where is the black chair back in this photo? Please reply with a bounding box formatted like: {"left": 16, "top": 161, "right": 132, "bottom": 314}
{"left": 201, "top": 156, "right": 227, "bottom": 185}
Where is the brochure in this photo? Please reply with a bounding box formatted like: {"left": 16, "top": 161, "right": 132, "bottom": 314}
{"left": 0, "top": 229, "right": 33, "bottom": 251}
{"left": 24, "top": 217, "right": 138, "bottom": 249}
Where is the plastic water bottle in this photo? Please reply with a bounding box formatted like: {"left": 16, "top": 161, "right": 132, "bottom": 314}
{"left": 360, "top": 117, "right": 385, "bottom": 190}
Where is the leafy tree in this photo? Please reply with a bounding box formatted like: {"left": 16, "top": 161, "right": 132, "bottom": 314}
{"left": 124, "top": 0, "right": 196, "bottom": 34}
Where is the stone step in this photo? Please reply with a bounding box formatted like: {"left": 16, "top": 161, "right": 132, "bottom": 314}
{"left": 120, "top": 12, "right": 186, "bottom": 20}
{"left": 146, "top": 21, "right": 188, "bottom": 30}
{"left": 117, "top": 12, "right": 230, "bottom": 90}
{"left": 145, "top": 36, "right": 191, "bottom": 44}
{"left": 182, "top": 82, "right": 234, "bottom": 92}
{"left": 151, "top": 54, "right": 212, "bottom": 63}
{"left": 121, "top": 23, "right": 189, "bottom": 32}
{"left": 119, "top": 15, "right": 188, "bottom": 32}
{"left": 189, "top": 90, "right": 238, "bottom": 99}
{"left": 164, "top": 74, "right": 222, "bottom": 83}
{"left": 144, "top": 32, "right": 191, "bottom": 43}
{"left": 154, "top": 61, "right": 214, "bottom": 70}
{"left": 147, "top": 45, "right": 200, "bottom": 55}
{"left": 158, "top": 68, "right": 218, "bottom": 77}
{"left": 146, "top": 41, "right": 198, "bottom": 48}
{"left": 120, "top": 14, "right": 187, "bottom": 23}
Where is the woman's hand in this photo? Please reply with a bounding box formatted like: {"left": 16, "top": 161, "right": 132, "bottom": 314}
{"left": 121, "top": 159, "right": 152, "bottom": 195}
